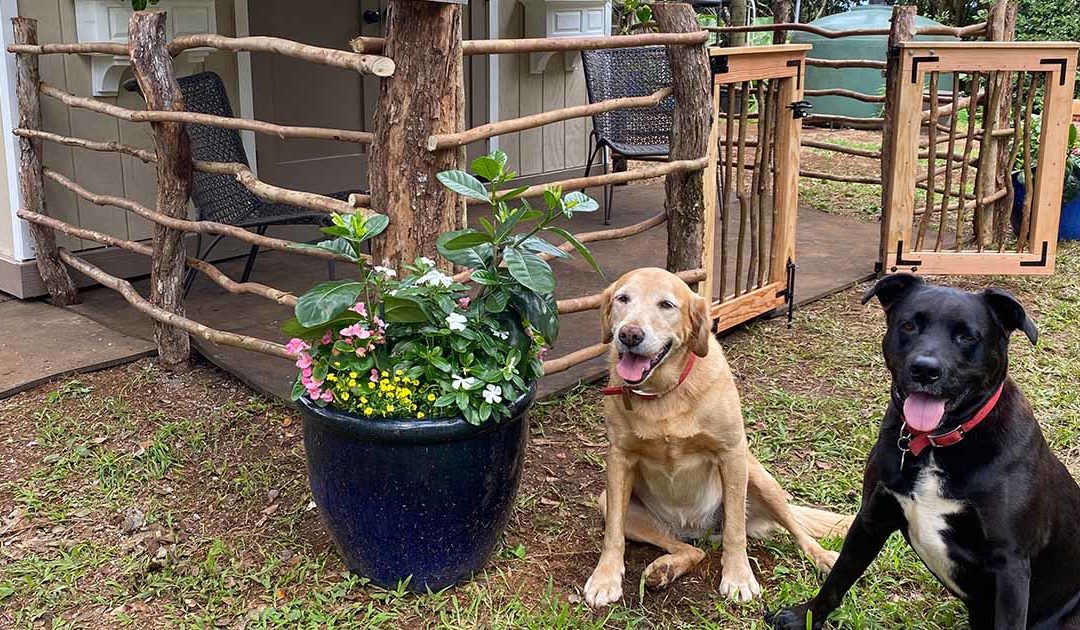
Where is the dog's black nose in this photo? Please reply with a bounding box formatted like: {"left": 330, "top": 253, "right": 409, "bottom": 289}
{"left": 618, "top": 325, "right": 645, "bottom": 348}
{"left": 909, "top": 356, "right": 942, "bottom": 384}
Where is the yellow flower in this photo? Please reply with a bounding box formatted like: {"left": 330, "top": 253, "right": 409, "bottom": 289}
{"left": 360, "top": 396, "right": 367, "bottom": 404}
{"left": 341, "top": 392, "right": 350, "bottom": 401}
{"left": 385, "top": 404, "right": 395, "bottom": 413}
{"left": 364, "top": 407, "right": 373, "bottom": 416}
{"left": 427, "top": 393, "right": 436, "bottom": 402}
{"left": 417, "top": 411, "right": 426, "bottom": 419}
{"left": 349, "top": 371, "right": 358, "bottom": 379}
{"left": 326, "top": 374, "right": 337, "bottom": 381}
{"left": 380, "top": 371, "right": 389, "bottom": 378}
{"left": 368, "top": 382, "right": 375, "bottom": 389}
{"left": 395, "top": 369, "right": 404, "bottom": 376}
{"left": 348, "top": 379, "right": 357, "bottom": 387}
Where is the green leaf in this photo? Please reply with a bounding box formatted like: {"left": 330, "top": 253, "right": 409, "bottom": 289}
{"left": 294, "top": 280, "right": 364, "bottom": 327}
{"left": 290, "top": 378, "right": 306, "bottom": 401}
{"left": 437, "top": 230, "right": 492, "bottom": 268}
{"left": 520, "top": 235, "right": 570, "bottom": 259}
{"left": 470, "top": 155, "right": 504, "bottom": 182}
{"left": 496, "top": 185, "right": 530, "bottom": 202}
{"left": 440, "top": 230, "right": 491, "bottom": 250}
{"left": 362, "top": 214, "right": 389, "bottom": 240}
{"left": 288, "top": 238, "right": 359, "bottom": 262}
{"left": 320, "top": 225, "right": 351, "bottom": 239}
{"left": 381, "top": 295, "right": 428, "bottom": 323}
{"left": 503, "top": 248, "right": 555, "bottom": 294}
{"left": 436, "top": 170, "right": 490, "bottom": 202}
{"left": 509, "top": 290, "right": 559, "bottom": 345}
{"left": 544, "top": 226, "right": 605, "bottom": 279}
{"left": 563, "top": 191, "right": 599, "bottom": 214}
{"left": 470, "top": 269, "right": 500, "bottom": 285}
{"left": 542, "top": 188, "right": 562, "bottom": 212}
{"left": 484, "top": 289, "right": 511, "bottom": 314}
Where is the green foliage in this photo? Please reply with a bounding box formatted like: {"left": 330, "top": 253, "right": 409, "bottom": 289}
{"left": 130, "top": 0, "right": 161, "bottom": 10}
{"left": 281, "top": 152, "right": 601, "bottom": 425}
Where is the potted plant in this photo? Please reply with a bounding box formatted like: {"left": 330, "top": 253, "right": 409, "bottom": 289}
{"left": 282, "top": 151, "right": 601, "bottom": 591}
{"left": 1011, "top": 120, "right": 1080, "bottom": 241}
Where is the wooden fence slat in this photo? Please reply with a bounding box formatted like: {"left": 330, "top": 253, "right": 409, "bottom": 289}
{"left": 167, "top": 34, "right": 394, "bottom": 76}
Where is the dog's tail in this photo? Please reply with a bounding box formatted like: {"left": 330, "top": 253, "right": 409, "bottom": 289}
{"left": 787, "top": 504, "right": 853, "bottom": 539}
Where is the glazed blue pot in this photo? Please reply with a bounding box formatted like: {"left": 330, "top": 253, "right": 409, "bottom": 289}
{"left": 1011, "top": 172, "right": 1080, "bottom": 241}
{"left": 297, "top": 385, "right": 534, "bottom": 592}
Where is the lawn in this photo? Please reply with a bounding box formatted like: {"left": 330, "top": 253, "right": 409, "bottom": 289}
{"left": 2, "top": 244, "right": 1079, "bottom": 629}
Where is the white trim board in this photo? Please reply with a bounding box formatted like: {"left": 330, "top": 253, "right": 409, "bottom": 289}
{"left": 487, "top": 0, "right": 499, "bottom": 152}
{"left": 233, "top": 0, "right": 257, "bottom": 174}
{"left": 1, "top": 0, "right": 32, "bottom": 261}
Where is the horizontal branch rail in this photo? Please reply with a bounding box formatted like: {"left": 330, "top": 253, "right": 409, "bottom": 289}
{"left": 168, "top": 34, "right": 394, "bottom": 76}
{"left": 428, "top": 87, "right": 673, "bottom": 150}
{"left": 58, "top": 249, "right": 292, "bottom": 360}
{"left": 807, "top": 58, "right": 886, "bottom": 70}
{"left": 40, "top": 84, "right": 374, "bottom": 144}
{"left": 43, "top": 168, "right": 359, "bottom": 263}
{"left": 18, "top": 209, "right": 298, "bottom": 307}
{"left": 14, "top": 128, "right": 372, "bottom": 216}
{"left": 916, "top": 22, "right": 987, "bottom": 37}
{"left": 462, "top": 32, "right": 708, "bottom": 55}
{"left": 707, "top": 23, "right": 889, "bottom": 38}
{"left": 557, "top": 264, "right": 699, "bottom": 314}
{"left": 803, "top": 113, "right": 885, "bottom": 129}
{"left": 465, "top": 158, "right": 709, "bottom": 206}
{"left": 8, "top": 41, "right": 129, "bottom": 55}
{"left": 803, "top": 88, "right": 885, "bottom": 103}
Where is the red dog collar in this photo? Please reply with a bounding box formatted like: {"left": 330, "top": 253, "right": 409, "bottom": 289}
{"left": 602, "top": 353, "right": 698, "bottom": 410}
{"left": 902, "top": 382, "right": 1005, "bottom": 457}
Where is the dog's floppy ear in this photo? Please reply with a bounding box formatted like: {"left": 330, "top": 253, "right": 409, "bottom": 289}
{"left": 982, "top": 288, "right": 1038, "bottom": 346}
{"left": 600, "top": 286, "right": 614, "bottom": 344}
{"left": 688, "top": 294, "right": 712, "bottom": 358}
{"left": 861, "top": 273, "right": 924, "bottom": 311}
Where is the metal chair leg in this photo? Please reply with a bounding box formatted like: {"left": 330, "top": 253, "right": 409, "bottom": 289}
{"left": 240, "top": 225, "right": 268, "bottom": 284}
{"left": 602, "top": 145, "right": 614, "bottom": 225}
{"left": 584, "top": 132, "right": 601, "bottom": 178}
{"left": 182, "top": 232, "right": 203, "bottom": 297}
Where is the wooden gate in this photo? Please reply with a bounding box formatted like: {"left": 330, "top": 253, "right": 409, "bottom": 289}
{"left": 882, "top": 42, "right": 1080, "bottom": 275}
{"left": 702, "top": 45, "right": 809, "bottom": 329}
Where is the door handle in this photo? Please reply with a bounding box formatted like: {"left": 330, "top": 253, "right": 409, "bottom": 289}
{"left": 363, "top": 10, "right": 381, "bottom": 25}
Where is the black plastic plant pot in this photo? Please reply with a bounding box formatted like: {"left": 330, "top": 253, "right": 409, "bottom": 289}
{"left": 297, "top": 385, "right": 535, "bottom": 592}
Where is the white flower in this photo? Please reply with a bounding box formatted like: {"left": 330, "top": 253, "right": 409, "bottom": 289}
{"left": 493, "top": 329, "right": 510, "bottom": 340}
{"left": 452, "top": 374, "right": 476, "bottom": 390}
{"left": 482, "top": 384, "right": 503, "bottom": 405}
{"left": 418, "top": 256, "right": 436, "bottom": 268}
{"left": 417, "top": 268, "right": 453, "bottom": 288}
{"left": 446, "top": 311, "right": 468, "bottom": 331}
{"left": 373, "top": 265, "right": 397, "bottom": 278}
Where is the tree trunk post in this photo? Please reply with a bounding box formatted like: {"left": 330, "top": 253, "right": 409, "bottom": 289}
{"left": 369, "top": 0, "right": 465, "bottom": 271}
{"left": 981, "top": 0, "right": 1018, "bottom": 245}
{"left": 728, "top": 0, "right": 748, "bottom": 46}
{"left": 879, "top": 5, "right": 916, "bottom": 267}
{"left": 11, "top": 17, "right": 79, "bottom": 305}
{"left": 772, "top": 0, "right": 792, "bottom": 44}
{"left": 654, "top": 2, "right": 710, "bottom": 274}
{"left": 128, "top": 11, "right": 194, "bottom": 368}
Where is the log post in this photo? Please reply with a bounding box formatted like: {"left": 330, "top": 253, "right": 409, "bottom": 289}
{"left": 879, "top": 5, "right": 916, "bottom": 266}
{"left": 772, "top": 0, "right": 792, "bottom": 44}
{"left": 11, "top": 18, "right": 79, "bottom": 305}
{"left": 368, "top": 0, "right": 465, "bottom": 271}
{"left": 654, "top": 2, "right": 710, "bottom": 274}
{"left": 981, "top": 0, "right": 1018, "bottom": 245}
{"left": 128, "top": 11, "right": 194, "bottom": 367}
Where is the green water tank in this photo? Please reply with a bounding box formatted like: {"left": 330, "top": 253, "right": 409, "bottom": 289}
{"left": 790, "top": 3, "right": 958, "bottom": 120}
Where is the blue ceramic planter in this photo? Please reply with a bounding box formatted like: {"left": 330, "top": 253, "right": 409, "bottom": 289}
{"left": 1011, "top": 172, "right": 1080, "bottom": 241}
{"left": 298, "top": 386, "right": 534, "bottom": 592}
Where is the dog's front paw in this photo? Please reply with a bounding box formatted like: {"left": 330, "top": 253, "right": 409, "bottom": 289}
{"left": 765, "top": 603, "right": 821, "bottom": 630}
{"left": 584, "top": 563, "right": 624, "bottom": 607}
{"left": 719, "top": 557, "right": 761, "bottom": 602}
{"left": 812, "top": 548, "right": 839, "bottom": 573}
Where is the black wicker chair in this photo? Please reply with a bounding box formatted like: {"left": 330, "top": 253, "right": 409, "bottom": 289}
{"left": 581, "top": 47, "right": 674, "bottom": 224}
{"left": 128, "top": 72, "right": 360, "bottom": 293}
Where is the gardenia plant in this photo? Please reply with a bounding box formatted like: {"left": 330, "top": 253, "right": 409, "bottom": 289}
{"left": 282, "top": 151, "right": 602, "bottom": 425}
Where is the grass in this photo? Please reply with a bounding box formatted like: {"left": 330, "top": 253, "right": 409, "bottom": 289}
{"left": 2, "top": 245, "right": 1080, "bottom": 628}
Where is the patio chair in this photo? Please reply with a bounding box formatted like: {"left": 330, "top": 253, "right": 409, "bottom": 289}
{"left": 581, "top": 47, "right": 675, "bottom": 224}
{"left": 129, "top": 72, "right": 361, "bottom": 294}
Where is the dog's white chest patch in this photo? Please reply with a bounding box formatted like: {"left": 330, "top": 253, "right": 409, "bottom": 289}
{"left": 891, "top": 460, "right": 967, "bottom": 597}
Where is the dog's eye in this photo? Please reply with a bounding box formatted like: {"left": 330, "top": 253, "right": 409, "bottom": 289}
{"left": 899, "top": 321, "right": 917, "bottom": 333}
{"left": 615, "top": 294, "right": 630, "bottom": 304}
{"left": 956, "top": 332, "right": 978, "bottom": 343}
{"left": 658, "top": 300, "right": 675, "bottom": 310}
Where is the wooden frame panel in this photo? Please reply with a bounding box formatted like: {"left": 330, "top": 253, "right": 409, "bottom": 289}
{"left": 702, "top": 45, "right": 806, "bottom": 329}
{"left": 882, "top": 42, "right": 1080, "bottom": 276}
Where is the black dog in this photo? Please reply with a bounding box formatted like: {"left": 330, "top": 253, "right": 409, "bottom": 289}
{"left": 767, "top": 274, "right": 1080, "bottom": 629}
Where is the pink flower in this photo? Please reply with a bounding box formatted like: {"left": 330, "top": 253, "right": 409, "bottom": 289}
{"left": 538, "top": 347, "right": 549, "bottom": 360}
{"left": 340, "top": 324, "right": 372, "bottom": 339}
{"left": 374, "top": 316, "right": 385, "bottom": 331}
{"left": 307, "top": 388, "right": 322, "bottom": 399}
{"left": 370, "top": 368, "right": 380, "bottom": 382}
{"left": 295, "top": 353, "right": 313, "bottom": 370}
{"left": 285, "top": 338, "right": 309, "bottom": 355}
{"left": 355, "top": 346, "right": 367, "bottom": 358}
{"left": 458, "top": 296, "right": 471, "bottom": 309}
{"left": 302, "top": 374, "right": 324, "bottom": 390}
{"left": 302, "top": 367, "right": 312, "bottom": 378}
{"left": 320, "top": 390, "right": 334, "bottom": 402}
{"left": 320, "top": 330, "right": 334, "bottom": 345}
{"left": 350, "top": 301, "right": 367, "bottom": 316}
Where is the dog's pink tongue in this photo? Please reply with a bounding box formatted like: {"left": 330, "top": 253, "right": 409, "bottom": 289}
{"left": 616, "top": 353, "right": 652, "bottom": 382}
{"left": 903, "top": 393, "right": 947, "bottom": 432}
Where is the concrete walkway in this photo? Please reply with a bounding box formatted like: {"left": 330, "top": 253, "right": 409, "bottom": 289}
{"left": 0, "top": 295, "right": 155, "bottom": 399}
